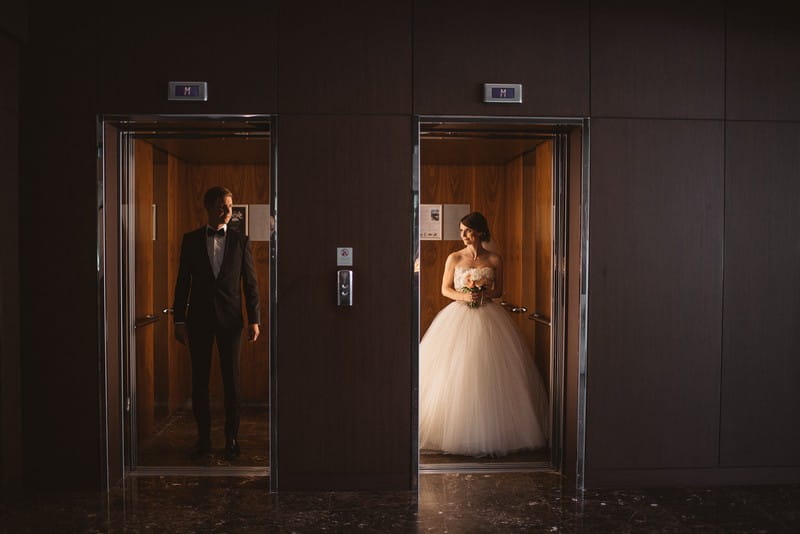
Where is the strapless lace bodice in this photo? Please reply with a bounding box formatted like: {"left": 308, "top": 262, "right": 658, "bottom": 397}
{"left": 454, "top": 266, "right": 495, "bottom": 290}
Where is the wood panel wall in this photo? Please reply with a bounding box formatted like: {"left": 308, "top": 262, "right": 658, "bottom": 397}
{"left": 166, "top": 154, "right": 193, "bottom": 414}
{"left": 532, "top": 141, "right": 554, "bottom": 382}
{"left": 503, "top": 156, "right": 524, "bottom": 328}
{"left": 587, "top": 119, "right": 724, "bottom": 475}
{"left": 133, "top": 140, "right": 155, "bottom": 444}
{"left": 590, "top": 1, "right": 724, "bottom": 119}
{"left": 20, "top": 5, "right": 101, "bottom": 490}
{"left": 98, "top": 7, "right": 277, "bottom": 114}
{"left": 413, "top": 0, "right": 589, "bottom": 116}
{"left": 277, "top": 115, "right": 411, "bottom": 490}
{"left": 726, "top": 5, "right": 800, "bottom": 121}
{"left": 278, "top": 1, "right": 411, "bottom": 114}
{"left": 721, "top": 122, "right": 800, "bottom": 466}
{"left": 13, "top": 1, "right": 800, "bottom": 493}
{"left": 0, "top": 29, "right": 22, "bottom": 494}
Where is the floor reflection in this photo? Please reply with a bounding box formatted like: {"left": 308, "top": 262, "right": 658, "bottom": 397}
{"left": 2, "top": 473, "right": 797, "bottom": 532}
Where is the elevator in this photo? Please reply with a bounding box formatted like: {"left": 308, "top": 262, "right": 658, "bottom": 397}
{"left": 98, "top": 116, "right": 275, "bottom": 482}
{"left": 414, "top": 118, "right": 587, "bottom": 480}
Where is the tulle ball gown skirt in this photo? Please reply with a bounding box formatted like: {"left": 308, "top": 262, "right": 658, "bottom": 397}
{"left": 419, "top": 300, "right": 549, "bottom": 457}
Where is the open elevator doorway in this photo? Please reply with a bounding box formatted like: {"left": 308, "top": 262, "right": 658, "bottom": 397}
{"left": 415, "top": 119, "right": 580, "bottom": 474}
{"left": 100, "top": 116, "right": 274, "bottom": 478}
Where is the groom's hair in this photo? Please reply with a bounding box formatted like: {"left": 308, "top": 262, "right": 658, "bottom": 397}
{"left": 203, "top": 186, "right": 233, "bottom": 210}
{"left": 460, "top": 211, "right": 491, "bottom": 242}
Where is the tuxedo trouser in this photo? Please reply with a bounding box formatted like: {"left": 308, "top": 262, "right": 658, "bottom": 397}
{"left": 187, "top": 322, "right": 243, "bottom": 442}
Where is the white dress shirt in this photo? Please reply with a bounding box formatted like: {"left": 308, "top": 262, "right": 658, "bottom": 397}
{"left": 206, "top": 224, "right": 228, "bottom": 278}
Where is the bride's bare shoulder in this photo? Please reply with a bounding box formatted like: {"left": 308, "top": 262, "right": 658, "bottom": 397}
{"left": 487, "top": 251, "right": 503, "bottom": 266}
{"left": 446, "top": 249, "right": 467, "bottom": 264}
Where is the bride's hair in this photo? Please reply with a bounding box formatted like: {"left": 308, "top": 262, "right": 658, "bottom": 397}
{"left": 460, "top": 211, "right": 491, "bottom": 242}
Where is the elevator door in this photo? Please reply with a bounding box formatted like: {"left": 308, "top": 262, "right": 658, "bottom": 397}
{"left": 417, "top": 121, "right": 566, "bottom": 471}
{"left": 112, "top": 118, "right": 272, "bottom": 473}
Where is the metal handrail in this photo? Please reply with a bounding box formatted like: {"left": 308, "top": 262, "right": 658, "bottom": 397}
{"left": 134, "top": 314, "right": 160, "bottom": 329}
{"left": 529, "top": 312, "right": 552, "bottom": 326}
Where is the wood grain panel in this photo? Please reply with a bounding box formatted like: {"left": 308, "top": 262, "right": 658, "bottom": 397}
{"left": 98, "top": 7, "right": 277, "bottom": 113}
{"left": 0, "top": 34, "right": 22, "bottom": 491}
{"left": 167, "top": 154, "right": 192, "bottom": 414}
{"left": 726, "top": 4, "right": 800, "bottom": 121}
{"left": 153, "top": 149, "right": 170, "bottom": 424}
{"left": 504, "top": 155, "right": 524, "bottom": 332}
{"left": 591, "top": 1, "right": 724, "bottom": 119}
{"left": 278, "top": 1, "right": 412, "bottom": 114}
{"left": 587, "top": 118, "right": 723, "bottom": 471}
{"left": 520, "top": 152, "right": 538, "bottom": 352}
{"left": 20, "top": 8, "right": 101, "bottom": 489}
{"left": 277, "top": 115, "right": 412, "bottom": 490}
{"left": 0, "top": 2, "right": 26, "bottom": 41}
{"left": 134, "top": 140, "right": 155, "bottom": 445}
{"left": 414, "top": 0, "right": 589, "bottom": 116}
{"left": 533, "top": 141, "right": 553, "bottom": 382}
{"left": 721, "top": 121, "right": 800, "bottom": 465}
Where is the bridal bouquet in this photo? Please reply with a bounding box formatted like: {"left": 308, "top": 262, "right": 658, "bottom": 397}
{"left": 461, "top": 274, "right": 489, "bottom": 308}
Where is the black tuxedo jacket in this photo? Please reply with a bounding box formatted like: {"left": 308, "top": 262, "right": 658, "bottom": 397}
{"left": 173, "top": 227, "right": 260, "bottom": 330}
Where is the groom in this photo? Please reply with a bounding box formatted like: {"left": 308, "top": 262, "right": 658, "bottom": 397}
{"left": 173, "top": 186, "right": 260, "bottom": 461}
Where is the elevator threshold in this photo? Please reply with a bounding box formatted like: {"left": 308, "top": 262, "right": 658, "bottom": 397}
{"left": 419, "top": 461, "right": 554, "bottom": 474}
{"left": 128, "top": 466, "right": 269, "bottom": 477}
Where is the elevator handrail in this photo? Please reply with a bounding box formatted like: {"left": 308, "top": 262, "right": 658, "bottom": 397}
{"left": 529, "top": 312, "right": 552, "bottom": 326}
{"left": 499, "top": 301, "right": 528, "bottom": 313}
{"left": 134, "top": 314, "right": 161, "bottom": 329}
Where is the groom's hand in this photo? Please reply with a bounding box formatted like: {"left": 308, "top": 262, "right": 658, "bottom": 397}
{"left": 248, "top": 323, "right": 260, "bottom": 342}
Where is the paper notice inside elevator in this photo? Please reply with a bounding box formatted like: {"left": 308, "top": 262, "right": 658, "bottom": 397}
{"left": 249, "top": 204, "right": 271, "bottom": 241}
{"left": 420, "top": 204, "right": 442, "bottom": 240}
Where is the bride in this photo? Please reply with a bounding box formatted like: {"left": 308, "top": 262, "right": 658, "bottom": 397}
{"left": 419, "top": 211, "right": 549, "bottom": 457}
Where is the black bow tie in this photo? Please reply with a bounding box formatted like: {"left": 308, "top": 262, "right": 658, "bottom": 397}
{"left": 207, "top": 227, "right": 225, "bottom": 237}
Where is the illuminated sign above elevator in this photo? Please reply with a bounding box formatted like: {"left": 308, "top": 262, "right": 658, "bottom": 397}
{"left": 483, "top": 83, "right": 523, "bottom": 103}
{"left": 167, "top": 81, "right": 208, "bottom": 101}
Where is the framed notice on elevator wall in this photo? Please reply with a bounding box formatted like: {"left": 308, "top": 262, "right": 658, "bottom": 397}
{"left": 420, "top": 204, "right": 471, "bottom": 241}
{"left": 228, "top": 204, "right": 271, "bottom": 241}
{"left": 248, "top": 204, "right": 271, "bottom": 242}
{"left": 230, "top": 205, "right": 248, "bottom": 235}
{"left": 420, "top": 204, "right": 442, "bottom": 240}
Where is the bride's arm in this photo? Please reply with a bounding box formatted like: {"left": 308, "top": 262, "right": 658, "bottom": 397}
{"left": 484, "top": 253, "right": 504, "bottom": 299}
{"left": 441, "top": 254, "right": 471, "bottom": 302}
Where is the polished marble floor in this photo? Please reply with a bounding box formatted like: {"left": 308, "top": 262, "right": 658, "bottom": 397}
{"left": 2, "top": 472, "right": 797, "bottom": 533}
{"left": 137, "top": 404, "right": 548, "bottom": 470}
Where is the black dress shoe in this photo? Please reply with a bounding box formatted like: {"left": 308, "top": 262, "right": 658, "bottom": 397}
{"left": 190, "top": 439, "right": 212, "bottom": 461}
{"left": 224, "top": 439, "right": 241, "bottom": 461}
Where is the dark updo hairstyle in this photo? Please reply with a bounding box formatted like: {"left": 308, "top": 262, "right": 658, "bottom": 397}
{"left": 460, "top": 211, "right": 491, "bottom": 242}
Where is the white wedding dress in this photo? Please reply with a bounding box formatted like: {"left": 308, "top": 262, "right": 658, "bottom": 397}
{"left": 419, "top": 266, "right": 549, "bottom": 457}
